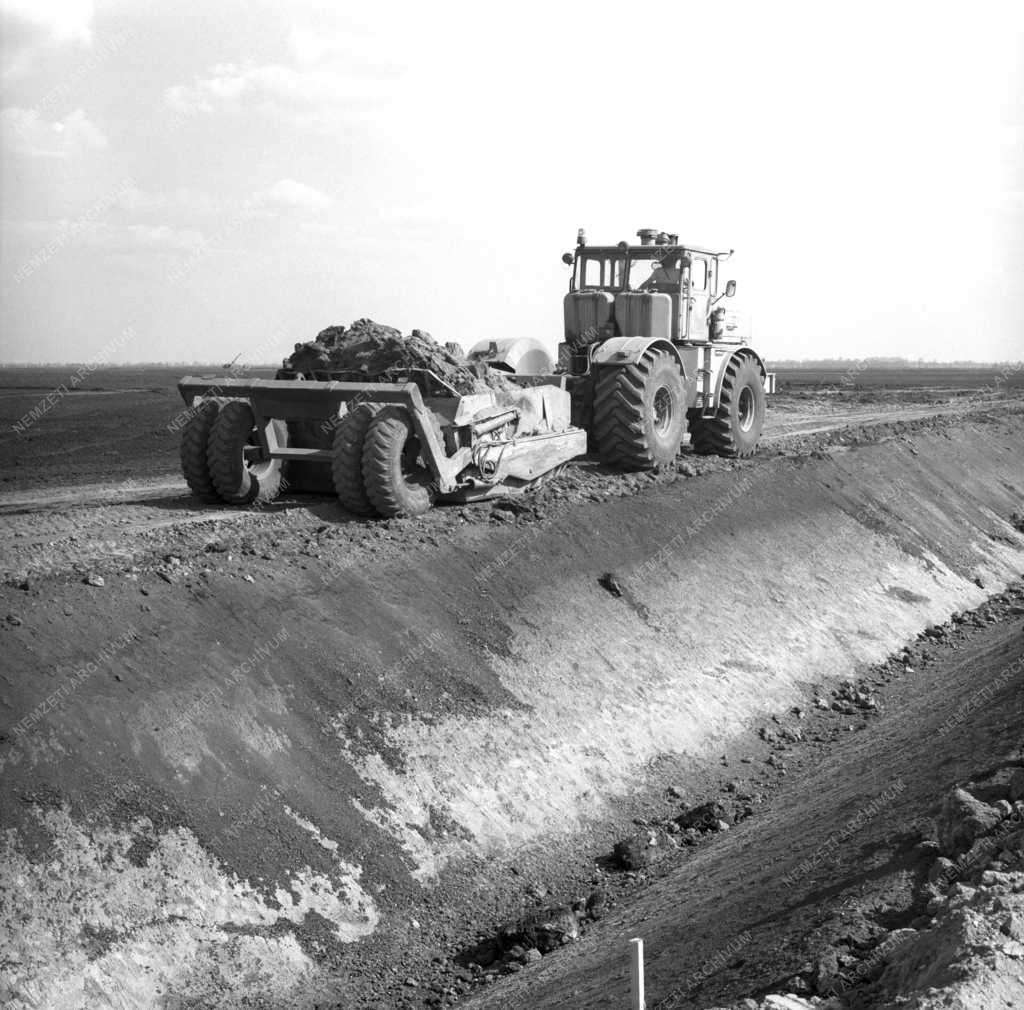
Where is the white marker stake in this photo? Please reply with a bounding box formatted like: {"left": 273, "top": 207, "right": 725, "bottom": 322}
{"left": 630, "top": 937, "right": 645, "bottom": 1010}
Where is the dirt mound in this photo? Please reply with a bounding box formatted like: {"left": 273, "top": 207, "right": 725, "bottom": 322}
{"left": 730, "top": 779, "right": 1024, "bottom": 1010}
{"left": 285, "top": 318, "right": 508, "bottom": 394}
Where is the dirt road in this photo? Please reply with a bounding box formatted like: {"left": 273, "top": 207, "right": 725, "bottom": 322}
{"left": 761, "top": 394, "right": 1007, "bottom": 439}
{"left": 2, "top": 392, "right": 1019, "bottom": 586}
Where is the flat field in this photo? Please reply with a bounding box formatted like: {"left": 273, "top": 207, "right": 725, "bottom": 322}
{"left": 773, "top": 364, "right": 1024, "bottom": 390}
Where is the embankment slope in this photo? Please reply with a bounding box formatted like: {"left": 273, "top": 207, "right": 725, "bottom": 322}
{"left": 1, "top": 413, "right": 1022, "bottom": 1008}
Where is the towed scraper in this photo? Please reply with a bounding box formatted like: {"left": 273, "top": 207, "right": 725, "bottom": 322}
{"left": 176, "top": 364, "right": 585, "bottom": 518}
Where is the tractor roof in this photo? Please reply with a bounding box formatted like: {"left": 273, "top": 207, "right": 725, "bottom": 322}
{"left": 578, "top": 242, "right": 728, "bottom": 258}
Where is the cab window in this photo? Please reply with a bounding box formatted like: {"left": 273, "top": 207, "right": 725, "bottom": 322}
{"left": 628, "top": 252, "right": 684, "bottom": 292}
{"left": 690, "top": 259, "right": 708, "bottom": 291}
{"left": 575, "top": 255, "right": 624, "bottom": 290}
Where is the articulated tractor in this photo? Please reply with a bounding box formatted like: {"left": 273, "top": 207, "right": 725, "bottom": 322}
{"left": 174, "top": 227, "right": 770, "bottom": 518}
{"left": 558, "top": 227, "right": 771, "bottom": 468}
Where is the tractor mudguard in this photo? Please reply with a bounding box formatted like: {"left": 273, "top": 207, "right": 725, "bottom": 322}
{"left": 711, "top": 347, "right": 768, "bottom": 405}
{"left": 589, "top": 337, "right": 685, "bottom": 375}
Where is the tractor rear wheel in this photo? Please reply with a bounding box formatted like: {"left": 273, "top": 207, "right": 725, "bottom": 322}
{"left": 592, "top": 349, "right": 685, "bottom": 470}
{"left": 361, "top": 406, "right": 437, "bottom": 518}
{"left": 180, "top": 398, "right": 224, "bottom": 502}
{"left": 207, "top": 400, "right": 285, "bottom": 505}
{"left": 331, "top": 403, "right": 381, "bottom": 516}
{"left": 688, "top": 353, "right": 766, "bottom": 458}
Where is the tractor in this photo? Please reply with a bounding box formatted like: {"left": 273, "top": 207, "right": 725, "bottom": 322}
{"left": 558, "top": 228, "right": 772, "bottom": 468}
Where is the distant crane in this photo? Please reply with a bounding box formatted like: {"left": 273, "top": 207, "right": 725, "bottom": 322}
{"left": 223, "top": 353, "right": 242, "bottom": 372}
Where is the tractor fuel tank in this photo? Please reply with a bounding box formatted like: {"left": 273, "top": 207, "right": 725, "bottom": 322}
{"left": 614, "top": 292, "right": 672, "bottom": 340}
{"left": 564, "top": 291, "right": 614, "bottom": 347}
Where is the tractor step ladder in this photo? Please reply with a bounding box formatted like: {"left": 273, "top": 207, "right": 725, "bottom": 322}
{"left": 699, "top": 343, "right": 716, "bottom": 418}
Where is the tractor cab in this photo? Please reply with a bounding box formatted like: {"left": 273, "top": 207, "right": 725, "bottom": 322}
{"left": 563, "top": 229, "right": 738, "bottom": 353}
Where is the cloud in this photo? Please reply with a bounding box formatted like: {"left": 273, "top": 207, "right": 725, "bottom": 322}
{"left": 248, "top": 179, "right": 334, "bottom": 214}
{"left": 108, "top": 185, "right": 225, "bottom": 218}
{"left": 100, "top": 223, "right": 205, "bottom": 255}
{"left": 104, "top": 181, "right": 332, "bottom": 226}
{"left": 107, "top": 185, "right": 165, "bottom": 215}
{"left": 161, "top": 15, "right": 481, "bottom": 134}
{"left": 164, "top": 60, "right": 391, "bottom": 121}
{"left": 161, "top": 22, "right": 421, "bottom": 129}
{"left": 284, "top": 26, "right": 399, "bottom": 70}
{"left": 298, "top": 220, "right": 343, "bottom": 239}
{"left": 8, "top": 219, "right": 205, "bottom": 256}
{"left": 1, "top": 106, "right": 107, "bottom": 158}
{"left": 287, "top": 26, "right": 337, "bottom": 68}
{"left": 0, "top": 0, "right": 93, "bottom": 46}
{"left": 1, "top": 0, "right": 93, "bottom": 77}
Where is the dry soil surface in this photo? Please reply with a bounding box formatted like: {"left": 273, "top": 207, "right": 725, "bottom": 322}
{"left": 1, "top": 390, "right": 1022, "bottom": 1010}
{"left": 465, "top": 585, "right": 1024, "bottom": 1010}
{"left": 1, "top": 391, "right": 1019, "bottom": 585}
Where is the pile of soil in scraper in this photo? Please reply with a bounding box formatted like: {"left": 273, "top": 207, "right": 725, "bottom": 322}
{"left": 284, "top": 318, "right": 511, "bottom": 395}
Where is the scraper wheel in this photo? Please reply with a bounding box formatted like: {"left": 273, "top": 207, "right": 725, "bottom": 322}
{"left": 332, "top": 403, "right": 381, "bottom": 516}
{"left": 361, "top": 406, "right": 437, "bottom": 518}
{"left": 207, "top": 400, "right": 285, "bottom": 506}
{"left": 180, "top": 398, "right": 225, "bottom": 502}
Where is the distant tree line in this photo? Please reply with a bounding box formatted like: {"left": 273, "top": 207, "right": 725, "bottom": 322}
{"left": 769, "top": 358, "right": 1022, "bottom": 369}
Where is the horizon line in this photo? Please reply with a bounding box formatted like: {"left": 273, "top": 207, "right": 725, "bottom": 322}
{"left": 1, "top": 359, "right": 1022, "bottom": 369}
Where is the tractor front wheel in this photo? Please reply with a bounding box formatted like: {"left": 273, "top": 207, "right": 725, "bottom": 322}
{"left": 689, "top": 353, "right": 766, "bottom": 458}
{"left": 207, "top": 400, "right": 285, "bottom": 505}
{"left": 361, "top": 406, "right": 437, "bottom": 518}
{"left": 592, "top": 349, "right": 686, "bottom": 470}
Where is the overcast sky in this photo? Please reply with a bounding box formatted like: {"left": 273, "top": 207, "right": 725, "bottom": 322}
{"left": 1, "top": 1, "right": 1022, "bottom": 365}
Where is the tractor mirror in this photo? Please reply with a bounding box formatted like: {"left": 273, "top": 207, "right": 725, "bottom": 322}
{"left": 562, "top": 252, "right": 574, "bottom": 265}
{"left": 725, "top": 280, "right": 737, "bottom": 297}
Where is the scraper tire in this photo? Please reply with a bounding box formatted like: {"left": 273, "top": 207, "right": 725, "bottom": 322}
{"left": 361, "top": 406, "right": 437, "bottom": 518}
{"left": 207, "top": 400, "right": 284, "bottom": 506}
{"left": 180, "top": 398, "right": 225, "bottom": 502}
{"left": 332, "top": 403, "right": 381, "bottom": 516}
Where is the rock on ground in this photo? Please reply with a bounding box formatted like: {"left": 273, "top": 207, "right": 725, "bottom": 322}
{"left": 935, "top": 787, "right": 1003, "bottom": 856}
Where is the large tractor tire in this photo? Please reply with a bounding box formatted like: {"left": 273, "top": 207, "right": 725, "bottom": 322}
{"left": 331, "top": 403, "right": 381, "bottom": 516}
{"left": 207, "top": 400, "right": 285, "bottom": 505}
{"left": 592, "top": 348, "right": 686, "bottom": 470}
{"left": 361, "top": 406, "right": 437, "bottom": 518}
{"left": 179, "top": 398, "right": 224, "bottom": 502}
{"left": 689, "top": 352, "right": 766, "bottom": 458}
